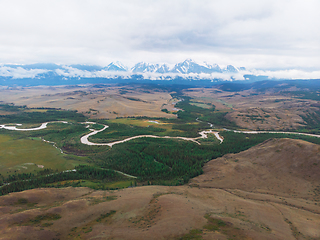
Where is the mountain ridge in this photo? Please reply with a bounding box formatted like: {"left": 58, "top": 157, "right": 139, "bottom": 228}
{"left": 1, "top": 59, "right": 243, "bottom": 75}
{"left": 1, "top": 59, "right": 318, "bottom": 85}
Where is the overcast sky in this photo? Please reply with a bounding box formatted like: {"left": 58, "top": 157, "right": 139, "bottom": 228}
{"left": 0, "top": 0, "right": 319, "bottom": 70}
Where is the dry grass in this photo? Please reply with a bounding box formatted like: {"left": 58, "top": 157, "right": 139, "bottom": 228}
{"left": 183, "top": 88, "right": 319, "bottom": 130}
{"left": 0, "top": 85, "right": 176, "bottom": 119}
{"left": 191, "top": 138, "right": 320, "bottom": 200}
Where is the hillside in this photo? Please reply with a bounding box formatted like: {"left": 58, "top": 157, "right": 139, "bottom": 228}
{"left": 0, "top": 138, "right": 319, "bottom": 240}
{"left": 191, "top": 138, "right": 320, "bottom": 199}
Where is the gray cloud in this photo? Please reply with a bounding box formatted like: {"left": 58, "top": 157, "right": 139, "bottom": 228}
{"left": 0, "top": 0, "right": 319, "bottom": 70}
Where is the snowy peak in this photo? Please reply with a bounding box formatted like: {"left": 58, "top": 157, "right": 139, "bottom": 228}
{"left": 171, "top": 59, "right": 193, "bottom": 74}
{"left": 131, "top": 62, "right": 160, "bottom": 73}
{"left": 223, "top": 65, "right": 239, "bottom": 73}
{"left": 171, "top": 59, "right": 222, "bottom": 74}
{"left": 155, "top": 64, "right": 170, "bottom": 74}
{"left": 207, "top": 63, "right": 222, "bottom": 73}
{"left": 104, "top": 61, "right": 127, "bottom": 71}
{"left": 106, "top": 60, "right": 240, "bottom": 74}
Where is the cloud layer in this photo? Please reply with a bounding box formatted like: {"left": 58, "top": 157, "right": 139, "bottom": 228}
{"left": 0, "top": 0, "right": 319, "bottom": 70}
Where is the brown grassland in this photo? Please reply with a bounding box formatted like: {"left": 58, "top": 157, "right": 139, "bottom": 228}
{"left": 183, "top": 88, "right": 317, "bottom": 130}
{"left": 0, "top": 85, "right": 177, "bottom": 119}
{"left": 1, "top": 84, "right": 317, "bottom": 131}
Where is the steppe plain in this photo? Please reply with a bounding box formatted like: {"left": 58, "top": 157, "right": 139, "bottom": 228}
{"left": 0, "top": 85, "right": 177, "bottom": 119}
{"left": 183, "top": 88, "right": 316, "bottom": 130}
{"left": 1, "top": 84, "right": 317, "bottom": 131}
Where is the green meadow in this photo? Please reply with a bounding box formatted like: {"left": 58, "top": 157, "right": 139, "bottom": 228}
{"left": 0, "top": 134, "right": 88, "bottom": 177}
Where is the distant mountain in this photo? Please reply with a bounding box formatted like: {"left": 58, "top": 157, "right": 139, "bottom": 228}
{"left": 223, "top": 65, "right": 239, "bottom": 73}
{"left": 207, "top": 62, "right": 223, "bottom": 73}
{"left": 129, "top": 59, "right": 239, "bottom": 75}
{"left": 131, "top": 62, "right": 160, "bottom": 73}
{"left": 1, "top": 59, "right": 244, "bottom": 76}
{"left": 104, "top": 62, "right": 127, "bottom": 71}
{"left": 155, "top": 64, "right": 170, "bottom": 74}
{"left": 0, "top": 59, "right": 251, "bottom": 86}
{"left": 171, "top": 59, "right": 222, "bottom": 74}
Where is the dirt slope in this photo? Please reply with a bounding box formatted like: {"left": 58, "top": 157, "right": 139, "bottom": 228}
{"left": 0, "top": 138, "right": 319, "bottom": 240}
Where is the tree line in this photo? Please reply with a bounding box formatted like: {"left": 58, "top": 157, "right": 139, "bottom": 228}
{"left": 0, "top": 165, "right": 125, "bottom": 196}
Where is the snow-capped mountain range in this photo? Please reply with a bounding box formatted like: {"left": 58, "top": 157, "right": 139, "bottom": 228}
{"left": 107, "top": 59, "right": 243, "bottom": 74}
{"left": 1, "top": 59, "right": 318, "bottom": 86}
{"left": 1, "top": 59, "right": 243, "bottom": 75}
{"left": 0, "top": 59, "right": 249, "bottom": 83}
{"left": 0, "top": 58, "right": 318, "bottom": 87}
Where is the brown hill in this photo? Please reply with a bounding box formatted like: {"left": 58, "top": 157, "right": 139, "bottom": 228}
{"left": 191, "top": 138, "right": 320, "bottom": 199}
{"left": 0, "top": 138, "right": 319, "bottom": 240}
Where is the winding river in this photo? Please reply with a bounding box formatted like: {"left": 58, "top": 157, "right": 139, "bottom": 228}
{"left": 2, "top": 121, "right": 320, "bottom": 149}
{"left": 0, "top": 121, "right": 224, "bottom": 147}
{"left": 224, "top": 128, "right": 320, "bottom": 138}
{"left": 0, "top": 121, "right": 68, "bottom": 131}
{"left": 2, "top": 120, "right": 320, "bottom": 180}
{"left": 79, "top": 124, "right": 222, "bottom": 147}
